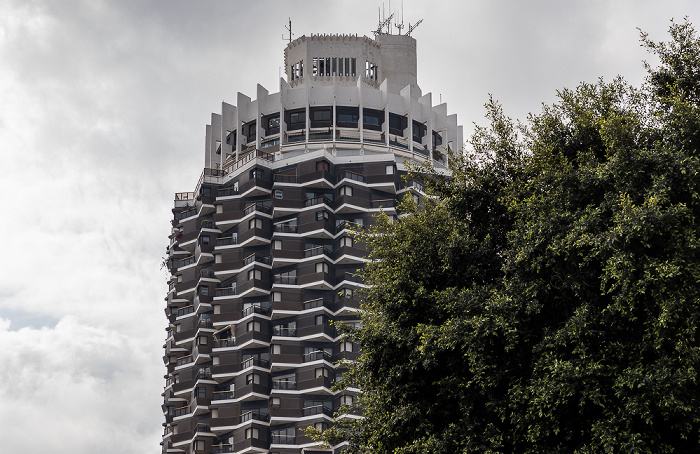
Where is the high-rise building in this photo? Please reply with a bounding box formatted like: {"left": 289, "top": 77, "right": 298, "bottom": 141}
{"left": 162, "top": 30, "right": 462, "bottom": 454}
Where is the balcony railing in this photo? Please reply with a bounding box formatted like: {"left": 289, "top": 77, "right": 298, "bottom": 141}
{"left": 177, "top": 256, "right": 196, "bottom": 267}
{"left": 302, "top": 298, "right": 330, "bottom": 310}
{"left": 240, "top": 409, "right": 270, "bottom": 423}
{"left": 195, "top": 423, "right": 210, "bottom": 433}
{"left": 244, "top": 202, "right": 272, "bottom": 216}
{"left": 242, "top": 305, "right": 270, "bottom": 317}
{"left": 241, "top": 357, "right": 270, "bottom": 369}
{"left": 336, "top": 272, "right": 363, "bottom": 284}
{"left": 335, "top": 220, "right": 363, "bottom": 233}
{"left": 211, "top": 444, "right": 233, "bottom": 454}
{"left": 217, "top": 187, "right": 238, "bottom": 197}
{"left": 272, "top": 380, "right": 297, "bottom": 390}
{"left": 274, "top": 174, "right": 298, "bottom": 183}
{"left": 273, "top": 275, "right": 297, "bottom": 285}
{"left": 370, "top": 199, "right": 396, "bottom": 209}
{"left": 243, "top": 253, "right": 271, "bottom": 266}
{"left": 176, "top": 305, "right": 195, "bottom": 317}
{"left": 337, "top": 171, "right": 365, "bottom": 183}
{"left": 169, "top": 405, "right": 191, "bottom": 417}
{"left": 176, "top": 355, "right": 193, "bottom": 366}
{"left": 213, "top": 338, "right": 235, "bottom": 348}
{"left": 201, "top": 220, "right": 215, "bottom": 229}
{"left": 174, "top": 208, "right": 197, "bottom": 221}
{"left": 304, "top": 350, "right": 332, "bottom": 362}
{"left": 302, "top": 404, "right": 333, "bottom": 417}
{"left": 212, "top": 390, "right": 234, "bottom": 401}
{"left": 304, "top": 246, "right": 332, "bottom": 258}
{"left": 196, "top": 368, "right": 212, "bottom": 379}
{"left": 215, "top": 286, "right": 237, "bottom": 297}
{"left": 216, "top": 235, "right": 237, "bottom": 246}
{"left": 273, "top": 327, "right": 297, "bottom": 337}
{"left": 198, "top": 318, "right": 213, "bottom": 328}
{"left": 200, "top": 268, "right": 216, "bottom": 279}
{"left": 304, "top": 195, "right": 332, "bottom": 207}
{"left": 271, "top": 435, "right": 296, "bottom": 444}
{"left": 273, "top": 223, "right": 298, "bottom": 233}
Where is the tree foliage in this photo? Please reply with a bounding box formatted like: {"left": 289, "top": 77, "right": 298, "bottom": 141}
{"left": 323, "top": 19, "right": 700, "bottom": 453}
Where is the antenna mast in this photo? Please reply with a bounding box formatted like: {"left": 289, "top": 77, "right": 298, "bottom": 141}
{"left": 394, "top": 0, "right": 404, "bottom": 34}
{"left": 283, "top": 18, "right": 293, "bottom": 42}
{"left": 406, "top": 18, "right": 423, "bottom": 37}
{"left": 374, "top": 12, "right": 395, "bottom": 36}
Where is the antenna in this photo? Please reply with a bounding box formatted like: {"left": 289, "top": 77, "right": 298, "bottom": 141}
{"left": 394, "top": 0, "right": 404, "bottom": 35}
{"left": 406, "top": 18, "right": 423, "bottom": 37}
{"left": 283, "top": 18, "right": 293, "bottom": 42}
{"left": 374, "top": 12, "right": 395, "bottom": 36}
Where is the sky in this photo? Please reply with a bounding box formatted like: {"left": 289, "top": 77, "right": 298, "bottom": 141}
{"left": 1, "top": 1, "right": 698, "bottom": 452}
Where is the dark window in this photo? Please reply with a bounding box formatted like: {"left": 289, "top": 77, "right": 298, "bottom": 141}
{"left": 274, "top": 190, "right": 283, "bottom": 199}
{"left": 316, "top": 211, "right": 329, "bottom": 221}
{"left": 337, "top": 107, "right": 359, "bottom": 125}
{"left": 313, "top": 109, "right": 331, "bottom": 121}
{"left": 200, "top": 235, "right": 210, "bottom": 244}
{"left": 198, "top": 285, "right": 209, "bottom": 295}
{"left": 412, "top": 120, "right": 426, "bottom": 141}
{"left": 250, "top": 168, "right": 263, "bottom": 179}
{"left": 316, "top": 160, "right": 330, "bottom": 172}
{"left": 287, "top": 109, "right": 305, "bottom": 129}
{"left": 363, "top": 109, "right": 383, "bottom": 130}
{"left": 432, "top": 130, "right": 443, "bottom": 148}
{"left": 389, "top": 113, "right": 406, "bottom": 134}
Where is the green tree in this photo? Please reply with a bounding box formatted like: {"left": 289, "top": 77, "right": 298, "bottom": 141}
{"left": 323, "top": 19, "right": 700, "bottom": 453}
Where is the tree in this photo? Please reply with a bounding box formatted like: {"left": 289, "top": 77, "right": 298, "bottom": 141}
{"left": 322, "top": 19, "right": 700, "bottom": 453}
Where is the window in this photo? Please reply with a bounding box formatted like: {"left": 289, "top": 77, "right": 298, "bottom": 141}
{"left": 289, "top": 111, "right": 304, "bottom": 125}
{"left": 193, "top": 440, "right": 205, "bottom": 451}
{"left": 198, "top": 285, "right": 209, "bottom": 295}
{"left": 315, "top": 314, "right": 325, "bottom": 325}
{"left": 271, "top": 344, "right": 281, "bottom": 354}
{"left": 249, "top": 218, "right": 263, "bottom": 229}
{"left": 213, "top": 304, "right": 221, "bottom": 314}
{"left": 212, "top": 356, "right": 220, "bottom": 365}
{"left": 412, "top": 120, "right": 426, "bottom": 141}
{"left": 340, "top": 288, "right": 354, "bottom": 298}
{"left": 314, "top": 422, "right": 327, "bottom": 432}
{"left": 195, "top": 387, "right": 207, "bottom": 397}
{"left": 312, "top": 109, "right": 331, "bottom": 121}
{"left": 245, "top": 427, "right": 259, "bottom": 439}
{"left": 198, "top": 336, "right": 208, "bottom": 346}
{"left": 271, "top": 397, "right": 281, "bottom": 406}
{"left": 315, "top": 367, "right": 329, "bottom": 378}
{"left": 340, "top": 341, "right": 353, "bottom": 352}
{"left": 272, "top": 291, "right": 282, "bottom": 302}
{"left": 337, "top": 107, "right": 359, "bottom": 124}
{"left": 340, "top": 186, "right": 353, "bottom": 197}
{"left": 274, "top": 189, "right": 283, "bottom": 199}
{"left": 385, "top": 164, "right": 395, "bottom": 175}
{"left": 316, "top": 160, "right": 330, "bottom": 172}
{"left": 216, "top": 204, "right": 223, "bottom": 214}
{"left": 315, "top": 262, "right": 329, "bottom": 274}
{"left": 365, "top": 60, "right": 378, "bottom": 80}
{"left": 247, "top": 320, "right": 261, "bottom": 332}
{"left": 267, "top": 115, "right": 280, "bottom": 130}
{"left": 173, "top": 374, "right": 179, "bottom": 384}
{"left": 248, "top": 269, "right": 262, "bottom": 281}
{"left": 342, "top": 395, "right": 354, "bottom": 406}
{"left": 363, "top": 109, "right": 382, "bottom": 127}
{"left": 316, "top": 211, "right": 329, "bottom": 221}
{"left": 215, "top": 254, "right": 221, "bottom": 264}
{"left": 340, "top": 236, "right": 353, "bottom": 248}
{"left": 389, "top": 113, "right": 405, "bottom": 133}
{"left": 248, "top": 122, "right": 257, "bottom": 137}
{"left": 273, "top": 240, "right": 282, "bottom": 250}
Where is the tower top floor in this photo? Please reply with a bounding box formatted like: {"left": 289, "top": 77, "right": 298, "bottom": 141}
{"left": 285, "top": 33, "right": 419, "bottom": 96}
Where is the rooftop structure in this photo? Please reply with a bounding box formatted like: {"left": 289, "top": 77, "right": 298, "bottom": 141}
{"left": 162, "top": 29, "right": 462, "bottom": 454}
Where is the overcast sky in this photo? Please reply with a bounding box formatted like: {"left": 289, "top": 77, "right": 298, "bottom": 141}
{"left": 1, "top": 1, "right": 699, "bottom": 452}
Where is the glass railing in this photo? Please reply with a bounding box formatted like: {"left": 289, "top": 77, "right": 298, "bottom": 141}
{"left": 273, "top": 327, "right": 297, "bottom": 337}
{"left": 213, "top": 338, "right": 235, "bottom": 348}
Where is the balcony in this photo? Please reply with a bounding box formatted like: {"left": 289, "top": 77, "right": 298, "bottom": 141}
{"left": 176, "top": 355, "right": 194, "bottom": 367}
{"left": 303, "top": 245, "right": 332, "bottom": 258}
{"left": 243, "top": 253, "right": 271, "bottom": 267}
{"left": 169, "top": 405, "right": 191, "bottom": 417}
{"left": 216, "top": 235, "right": 237, "bottom": 246}
{"left": 273, "top": 275, "right": 297, "bottom": 285}
{"left": 241, "top": 357, "right": 270, "bottom": 370}
{"left": 215, "top": 286, "right": 237, "bottom": 297}
{"left": 302, "top": 404, "right": 334, "bottom": 417}
{"left": 272, "top": 380, "right": 297, "bottom": 390}
{"left": 242, "top": 305, "right": 271, "bottom": 317}
{"left": 337, "top": 171, "right": 365, "bottom": 183}
{"left": 273, "top": 223, "right": 298, "bottom": 233}
{"left": 304, "top": 195, "right": 332, "bottom": 208}
{"left": 213, "top": 337, "right": 235, "bottom": 349}
{"left": 302, "top": 298, "right": 332, "bottom": 311}
{"left": 271, "top": 435, "right": 296, "bottom": 445}
{"left": 176, "top": 305, "right": 195, "bottom": 317}
{"left": 240, "top": 409, "right": 270, "bottom": 423}
{"left": 335, "top": 220, "right": 364, "bottom": 234}
{"left": 211, "top": 443, "right": 234, "bottom": 453}
{"left": 211, "top": 390, "right": 234, "bottom": 401}
{"left": 272, "top": 327, "right": 297, "bottom": 337}
{"left": 243, "top": 202, "right": 272, "bottom": 216}
{"left": 303, "top": 350, "right": 332, "bottom": 362}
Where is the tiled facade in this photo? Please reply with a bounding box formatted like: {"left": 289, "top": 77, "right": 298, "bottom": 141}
{"left": 162, "top": 31, "right": 462, "bottom": 454}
